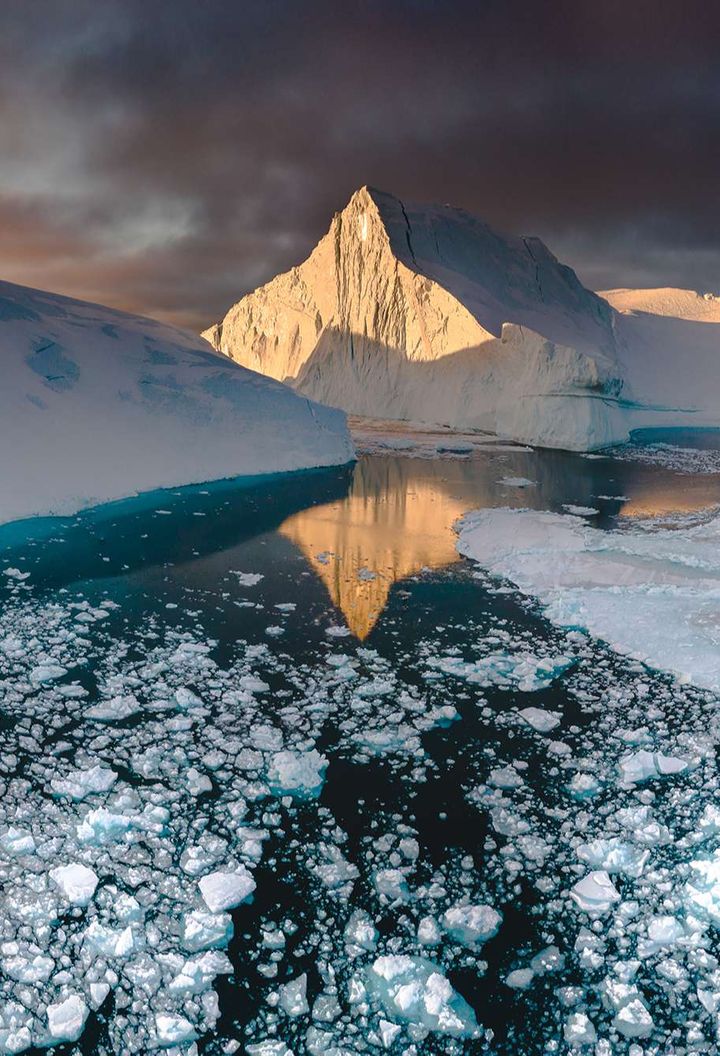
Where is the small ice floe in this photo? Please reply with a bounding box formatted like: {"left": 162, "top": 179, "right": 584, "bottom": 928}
{"left": 325, "top": 623, "right": 351, "bottom": 637}
{"left": 198, "top": 869, "right": 256, "bottom": 913}
{"left": 181, "top": 910, "right": 233, "bottom": 952}
{"left": 46, "top": 995, "right": 88, "bottom": 1044}
{"left": 155, "top": 1013, "right": 197, "bottom": 1047}
{"left": 50, "top": 764, "right": 118, "bottom": 801}
{"left": 619, "top": 749, "right": 689, "bottom": 785}
{"left": 29, "top": 663, "right": 67, "bottom": 685}
{"left": 570, "top": 871, "right": 621, "bottom": 915}
{"left": 564, "top": 1012, "right": 597, "bottom": 1046}
{"left": 497, "top": 477, "right": 536, "bottom": 488}
{"left": 0, "top": 827, "right": 36, "bottom": 856}
{"left": 86, "top": 694, "right": 141, "bottom": 722}
{"left": 505, "top": 969, "right": 535, "bottom": 990}
{"left": 441, "top": 903, "right": 502, "bottom": 948}
{"left": 576, "top": 838, "right": 649, "bottom": 878}
{"left": 277, "top": 973, "right": 309, "bottom": 1017}
{"left": 366, "top": 955, "right": 479, "bottom": 1038}
{"left": 518, "top": 706, "right": 561, "bottom": 733}
{"left": 3, "top": 567, "right": 30, "bottom": 580}
{"left": 267, "top": 749, "right": 328, "bottom": 797}
{"left": 561, "top": 504, "right": 599, "bottom": 516}
{"left": 429, "top": 651, "right": 571, "bottom": 693}
{"left": 230, "top": 571, "right": 264, "bottom": 586}
{"left": 49, "top": 863, "right": 99, "bottom": 906}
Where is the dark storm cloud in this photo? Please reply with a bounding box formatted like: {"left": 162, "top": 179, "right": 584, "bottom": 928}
{"left": 1, "top": 0, "right": 719, "bottom": 329}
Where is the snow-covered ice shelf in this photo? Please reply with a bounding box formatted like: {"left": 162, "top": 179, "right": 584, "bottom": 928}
{"left": 0, "top": 279, "right": 354, "bottom": 526}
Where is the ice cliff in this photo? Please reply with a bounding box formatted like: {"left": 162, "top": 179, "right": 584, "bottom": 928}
{"left": 205, "top": 188, "right": 720, "bottom": 452}
{"left": 203, "top": 187, "right": 629, "bottom": 451}
{"left": 0, "top": 280, "right": 354, "bottom": 525}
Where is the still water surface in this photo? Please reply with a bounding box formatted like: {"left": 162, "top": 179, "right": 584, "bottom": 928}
{"left": 2, "top": 437, "right": 720, "bottom": 1054}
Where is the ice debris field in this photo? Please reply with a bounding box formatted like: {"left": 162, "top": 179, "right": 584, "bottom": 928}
{"left": 2, "top": 467, "right": 720, "bottom": 1055}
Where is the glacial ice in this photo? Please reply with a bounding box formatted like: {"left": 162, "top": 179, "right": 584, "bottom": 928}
{"left": 457, "top": 505, "right": 720, "bottom": 692}
{"left": 198, "top": 869, "right": 256, "bottom": 913}
{"left": 366, "top": 956, "right": 479, "bottom": 1038}
{"left": 0, "top": 280, "right": 353, "bottom": 525}
{"left": 1, "top": 501, "right": 720, "bottom": 1054}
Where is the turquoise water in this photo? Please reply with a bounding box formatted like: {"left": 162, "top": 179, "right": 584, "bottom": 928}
{"left": 2, "top": 441, "right": 720, "bottom": 1054}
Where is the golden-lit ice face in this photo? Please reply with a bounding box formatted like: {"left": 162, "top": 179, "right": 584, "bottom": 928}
{"left": 279, "top": 460, "right": 468, "bottom": 639}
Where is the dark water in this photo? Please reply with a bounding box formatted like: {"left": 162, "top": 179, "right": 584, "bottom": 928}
{"left": 2, "top": 440, "right": 720, "bottom": 1055}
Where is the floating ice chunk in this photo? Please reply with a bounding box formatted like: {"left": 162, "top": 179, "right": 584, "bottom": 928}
{"left": 168, "top": 951, "right": 232, "bottom": 995}
{"left": 441, "top": 904, "right": 502, "bottom": 947}
{"left": 638, "top": 915, "right": 685, "bottom": 958}
{"left": 529, "top": 945, "right": 565, "bottom": 974}
{"left": 267, "top": 749, "right": 328, "bottom": 797}
{"left": 246, "top": 1042, "right": 293, "bottom": 1056}
{"left": 518, "top": 707, "right": 561, "bottom": 733}
{"left": 489, "top": 766, "right": 524, "bottom": 790}
{"left": 567, "top": 772, "right": 601, "bottom": 799}
{"left": 564, "top": 1012, "right": 597, "bottom": 1045}
{"left": 619, "top": 749, "right": 689, "bottom": 785}
{"left": 278, "top": 974, "right": 309, "bottom": 1017}
{"left": 505, "top": 969, "right": 535, "bottom": 990}
{"left": 86, "top": 695, "right": 141, "bottom": 722}
{"left": 417, "top": 916, "right": 442, "bottom": 946}
{"left": 198, "top": 868, "right": 256, "bottom": 913}
{"left": 562, "top": 505, "right": 599, "bottom": 517}
{"left": 430, "top": 651, "right": 571, "bottom": 693}
{"left": 187, "top": 767, "right": 213, "bottom": 795}
{"left": 697, "top": 803, "right": 720, "bottom": 840}
{"left": 181, "top": 910, "right": 233, "bottom": 952}
{"left": 0, "top": 827, "right": 36, "bottom": 856}
{"left": 616, "top": 804, "right": 673, "bottom": 847}
{"left": 175, "top": 686, "right": 203, "bottom": 709}
{"left": 29, "top": 663, "right": 67, "bottom": 684}
{"left": 570, "top": 871, "right": 621, "bottom": 915}
{"left": 367, "top": 955, "right": 479, "bottom": 1038}
{"left": 84, "top": 921, "right": 135, "bottom": 958}
{"left": 155, "top": 1014, "right": 197, "bottom": 1047}
{"left": 3, "top": 951, "right": 54, "bottom": 984}
{"left": 374, "top": 869, "right": 410, "bottom": 901}
{"left": 77, "top": 807, "right": 132, "bottom": 844}
{"left": 378, "top": 1019, "right": 402, "bottom": 1048}
{"left": 49, "top": 863, "right": 99, "bottom": 906}
{"left": 498, "top": 477, "right": 536, "bottom": 488}
{"left": 576, "top": 838, "right": 649, "bottom": 878}
{"left": 47, "top": 995, "right": 88, "bottom": 1043}
{"left": 3, "top": 567, "right": 30, "bottom": 580}
{"left": 50, "top": 764, "right": 118, "bottom": 801}
{"left": 613, "top": 999, "right": 654, "bottom": 1039}
{"left": 230, "top": 571, "right": 264, "bottom": 586}
{"left": 89, "top": 983, "right": 110, "bottom": 1009}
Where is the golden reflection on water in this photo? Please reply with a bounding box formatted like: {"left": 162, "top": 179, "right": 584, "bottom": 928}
{"left": 279, "top": 452, "right": 720, "bottom": 640}
{"left": 279, "top": 461, "right": 468, "bottom": 639}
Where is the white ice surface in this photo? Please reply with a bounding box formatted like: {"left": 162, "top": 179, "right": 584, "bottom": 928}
{"left": 0, "top": 279, "right": 353, "bottom": 526}
{"left": 457, "top": 506, "right": 720, "bottom": 692}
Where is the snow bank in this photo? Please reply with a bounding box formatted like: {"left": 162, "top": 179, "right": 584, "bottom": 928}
{"left": 457, "top": 506, "right": 720, "bottom": 691}
{"left": 0, "top": 279, "right": 354, "bottom": 525}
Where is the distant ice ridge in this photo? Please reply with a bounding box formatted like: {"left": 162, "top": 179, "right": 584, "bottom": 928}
{"left": 0, "top": 280, "right": 353, "bottom": 525}
{"left": 457, "top": 506, "right": 720, "bottom": 692}
{"left": 204, "top": 187, "right": 720, "bottom": 452}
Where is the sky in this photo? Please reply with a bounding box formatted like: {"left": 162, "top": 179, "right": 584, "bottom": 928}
{"left": 1, "top": 0, "right": 719, "bottom": 332}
